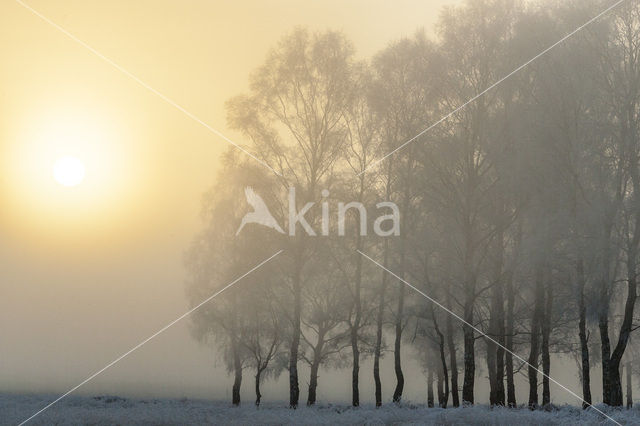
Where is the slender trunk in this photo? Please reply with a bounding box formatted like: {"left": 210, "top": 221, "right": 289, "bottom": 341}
{"left": 505, "top": 275, "right": 516, "bottom": 408}
{"left": 373, "top": 239, "right": 389, "bottom": 408}
{"left": 495, "top": 290, "right": 506, "bottom": 406}
{"left": 506, "top": 221, "right": 521, "bottom": 409}
{"left": 488, "top": 231, "right": 506, "bottom": 406}
{"left": 626, "top": 361, "right": 632, "bottom": 409}
{"left": 351, "top": 230, "right": 363, "bottom": 407}
{"left": 599, "top": 293, "right": 612, "bottom": 405}
{"left": 487, "top": 336, "right": 497, "bottom": 406}
{"left": 577, "top": 258, "right": 592, "bottom": 409}
{"left": 392, "top": 284, "right": 405, "bottom": 403}
{"left": 441, "top": 355, "right": 450, "bottom": 409}
{"left": 487, "top": 285, "right": 505, "bottom": 407}
{"left": 461, "top": 232, "right": 476, "bottom": 405}
{"left": 599, "top": 217, "right": 614, "bottom": 406}
{"left": 373, "top": 312, "right": 383, "bottom": 407}
{"left": 232, "top": 344, "right": 242, "bottom": 406}
{"left": 351, "top": 173, "right": 365, "bottom": 406}
{"left": 433, "top": 311, "right": 449, "bottom": 409}
{"left": 373, "top": 339, "right": 383, "bottom": 409}
{"left": 231, "top": 292, "right": 242, "bottom": 406}
{"left": 541, "top": 282, "right": 552, "bottom": 406}
{"left": 446, "top": 293, "right": 460, "bottom": 407}
{"left": 528, "top": 268, "right": 544, "bottom": 409}
{"left": 496, "top": 333, "right": 505, "bottom": 407}
{"left": 427, "top": 365, "right": 434, "bottom": 408}
{"left": 308, "top": 330, "right": 326, "bottom": 406}
{"left": 462, "top": 300, "right": 475, "bottom": 405}
{"left": 351, "top": 329, "right": 360, "bottom": 407}
{"left": 255, "top": 368, "right": 262, "bottom": 407}
{"left": 307, "top": 361, "right": 320, "bottom": 406}
{"left": 289, "top": 259, "right": 302, "bottom": 408}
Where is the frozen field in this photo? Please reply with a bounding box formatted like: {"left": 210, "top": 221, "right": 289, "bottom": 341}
{"left": 1, "top": 394, "right": 639, "bottom": 425}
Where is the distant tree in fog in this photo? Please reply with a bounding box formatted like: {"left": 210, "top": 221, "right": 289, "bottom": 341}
{"left": 185, "top": 154, "right": 283, "bottom": 406}
{"left": 226, "top": 28, "right": 356, "bottom": 408}
{"left": 186, "top": 0, "right": 640, "bottom": 411}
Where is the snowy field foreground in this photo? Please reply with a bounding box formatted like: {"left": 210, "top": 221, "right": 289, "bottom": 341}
{"left": 2, "top": 394, "right": 639, "bottom": 425}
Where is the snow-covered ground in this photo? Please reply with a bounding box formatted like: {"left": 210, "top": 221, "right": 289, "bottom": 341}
{"left": 2, "top": 394, "right": 639, "bottom": 425}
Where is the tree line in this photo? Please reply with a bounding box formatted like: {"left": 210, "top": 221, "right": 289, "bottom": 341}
{"left": 185, "top": 0, "right": 640, "bottom": 410}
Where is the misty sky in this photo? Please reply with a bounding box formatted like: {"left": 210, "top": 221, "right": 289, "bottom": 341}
{"left": 0, "top": 0, "right": 600, "bottom": 405}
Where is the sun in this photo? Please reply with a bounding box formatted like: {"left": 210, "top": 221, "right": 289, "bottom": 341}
{"left": 53, "top": 156, "right": 86, "bottom": 187}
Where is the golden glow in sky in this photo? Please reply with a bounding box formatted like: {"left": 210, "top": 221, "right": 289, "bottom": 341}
{"left": 0, "top": 104, "right": 142, "bottom": 244}
{"left": 0, "top": 0, "right": 460, "bottom": 250}
{"left": 53, "top": 155, "right": 85, "bottom": 187}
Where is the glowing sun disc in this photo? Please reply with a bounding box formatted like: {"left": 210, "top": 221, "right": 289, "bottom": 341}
{"left": 53, "top": 156, "right": 85, "bottom": 187}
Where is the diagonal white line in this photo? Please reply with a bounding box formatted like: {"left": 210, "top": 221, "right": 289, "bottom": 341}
{"left": 357, "top": 249, "right": 622, "bottom": 426}
{"left": 14, "top": 0, "right": 282, "bottom": 177}
{"left": 18, "top": 250, "right": 284, "bottom": 426}
{"left": 358, "top": 0, "right": 627, "bottom": 176}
